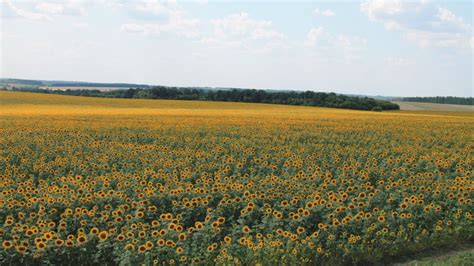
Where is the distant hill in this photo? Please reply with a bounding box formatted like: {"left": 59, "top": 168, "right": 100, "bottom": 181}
{"left": 0, "top": 78, "right": 151, "bottom": 88}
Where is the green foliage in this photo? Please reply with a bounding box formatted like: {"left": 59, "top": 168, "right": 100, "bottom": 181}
{"left": 401, "top": 96, "right": 473, "bottom": 106}
{"left": 11, "top": 86, "right": 400, "bottom": 111}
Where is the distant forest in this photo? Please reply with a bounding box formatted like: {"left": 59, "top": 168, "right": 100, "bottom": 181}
{"left": 401, "top": 96, "right": 473, "bottom": 105}
{"left": 0, "top": 78, "right": 150, "bottom": 88}
{"left": 8, "top": 86, "right": 400, "bottom": 111}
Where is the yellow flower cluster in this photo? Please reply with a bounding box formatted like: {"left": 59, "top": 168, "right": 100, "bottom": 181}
{"left": 0, "top": 91, "right": 472, "bottom": 264}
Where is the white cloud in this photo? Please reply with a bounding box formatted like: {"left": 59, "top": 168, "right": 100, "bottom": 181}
{"left": 35, "top": 1, "right": 86, "bottom": 16}
{"left": 135, "top": 0, "right": 179, "bottom": 16}
{"left": 361, "top": 0, "right": 472, "bottom": 50}
{"left": 211, "top": 13, "right": 284, "bottom": 40}
{"left": 405, "top": 31, "right": 469, "bottom": 49}
{"left": 121, "top": 18, "right": 199, "bottom": 38}
{"left": 97, "top": 0, "right": 126, "bottom": 10}
{"left": 314, "top": 8, "right": 336, "bottom": 17}
{"left": 304, "top": 27, "right": 367, "bottom": 62}
{"left": 304, "top": 27, "right": 325, "bottom": 46}
{"left": 121, "top": 0, "right": 200, "bottom": 38}
{"left": 3, "top": 0, "right": 87, "bottom": 21}
{"left": 437, "top": 7, "right": 470, "bottom": 31}
{"left": 35, "top": 2, "right": 64, "bottom": 15}
{"left": 202, "top": 12, "right": 288, "bottom": 52}
{"left": 304, "top": 27, "right": 367, "bottom": 50}
{"left": 4, "top": 0, "right": 52, "bottom": 21}
{"left": 360, "top": 0, "right": 403, "bottom": 19}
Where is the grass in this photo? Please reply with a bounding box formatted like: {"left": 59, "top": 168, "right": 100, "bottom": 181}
{"left": 393, "top": 243, "right": 474, "bottom": 266}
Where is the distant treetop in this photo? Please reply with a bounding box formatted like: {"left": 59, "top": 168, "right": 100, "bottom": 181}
{"left": 400, "top": 96, "right": 473, "bottom": 106}
{"left": 7, "top": 85, "right": 400, "bottom": 111}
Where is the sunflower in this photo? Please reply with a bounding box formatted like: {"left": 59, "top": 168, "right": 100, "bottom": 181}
{"left": 378, "top": 215, "right": 386, "bottom": 222}
{"left": 296, "top": 227, "right": 305, "bottom": 235}
{"left": 274, "top": 211, "right": 283, "bottom": 219}
{"left": 25, "top": 229, "right": 35, "bottom": 237}
{"left": 44, "top": 232, "right": 54, "bottom": 240}
{"left": 145, "top": 241, "right": 153, "bottom": 250}
{"left": 138, "top": 231, "right": 146, "bottom": 238}
{"left": 168, "top": 223, "right": 177, "bottom": 231}
{"left": 124, "top": 244, "right": 134, "bottom": 251}
{"left": 36, "top": 241, "right": 46, "bottom": 250}
{"left": 77, "top": 235, "right": 87, "bottom": 244}
{"left": 137, "top": 245, "right": 147, "bottom": 253}
{"left": 157, "top": 239, "right": 165, "bottom": 246}
{"left": 15, "top": 245, "right": 27, "bottom": 253}
{"left": 66, "top": 240, "right": 74, "bottom": 247}
{"left": 55, "top": 239, "right": 64, "bottom": 247}
{"left": 2, "top": 240, "right": 12, "bottom": 249}
{"left": 98, "top": 231, "right": 108, "bottom": 241}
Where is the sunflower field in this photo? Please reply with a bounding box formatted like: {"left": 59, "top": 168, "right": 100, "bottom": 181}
{"left": 1, "top": 91, "right": 473, "bottom": 265}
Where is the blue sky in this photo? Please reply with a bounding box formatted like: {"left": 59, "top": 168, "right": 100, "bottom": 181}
{"left": 1, "top": 0, "right": 472, "bottom": 97}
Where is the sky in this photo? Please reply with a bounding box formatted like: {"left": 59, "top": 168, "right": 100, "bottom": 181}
{"left": 0, "top": 0, "right": 473, "bottom": 97}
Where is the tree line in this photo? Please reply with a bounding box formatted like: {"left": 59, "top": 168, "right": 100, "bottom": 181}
{"left": 0, "top": 78, "right": 150, "bottom": 88}
{"left": 10, "top": 86, "right": 400, "bottom": 111}
{"left": 401, "top": 96, "right": 473, "bottom": 106}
